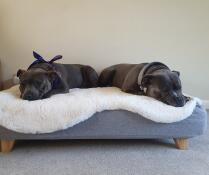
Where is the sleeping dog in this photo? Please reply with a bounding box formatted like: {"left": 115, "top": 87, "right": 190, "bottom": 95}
{"left": 99, "top": 62, "right": 188, "bottom": 107}
{"left": 17, "top": 52, "right": 98, "bottom": 100}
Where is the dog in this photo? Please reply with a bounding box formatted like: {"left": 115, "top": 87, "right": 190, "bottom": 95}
{"left": 17, "top": 52, "right": 98, "bottom": 101}
{"left": 99, "top": 62, "right": 188, "bottom": 107}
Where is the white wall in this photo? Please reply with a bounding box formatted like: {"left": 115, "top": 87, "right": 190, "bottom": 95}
{"left": 0, "top": 0, "right": 209, "bottom": 99}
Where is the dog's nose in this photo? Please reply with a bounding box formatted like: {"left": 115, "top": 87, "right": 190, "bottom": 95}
{"left": 175, "top": 96, "right": 186, "bottom": 107}
{"left": 23, "top": 93, "right": 35, "bottom": 101}
{"left": 175, "top": 103, "right": 184, "bottom": 107}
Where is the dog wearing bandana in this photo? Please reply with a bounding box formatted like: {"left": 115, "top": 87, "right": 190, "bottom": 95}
{"left": 17, "top": 51, "right": 98, "bottom": 100}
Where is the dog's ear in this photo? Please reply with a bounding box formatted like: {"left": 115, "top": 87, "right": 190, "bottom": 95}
{"left": 172, "top": 71, "right": 180, "bottom": 77}
{"left": 17, "top": 69, "right": 26, "bottom": 78}
{"left": 141, "top": 75, "right": 155, "bottom": 87}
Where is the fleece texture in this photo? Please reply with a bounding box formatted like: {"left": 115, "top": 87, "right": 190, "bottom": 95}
{"left": 0, "top": 86, "right": 200, "bottom": 134}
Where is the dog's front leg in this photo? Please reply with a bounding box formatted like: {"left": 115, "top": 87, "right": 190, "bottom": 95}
{"left": 43, "top": 79, "right": 69, "bottom": 98}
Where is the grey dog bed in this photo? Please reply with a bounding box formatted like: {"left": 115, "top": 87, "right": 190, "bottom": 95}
{"left": 0, "top": 104, "right": 207, "bottom": 143}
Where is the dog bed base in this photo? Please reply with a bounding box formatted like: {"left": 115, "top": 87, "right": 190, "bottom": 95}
{"left": 0, "top": 104, "right": 207, "bottom": 152}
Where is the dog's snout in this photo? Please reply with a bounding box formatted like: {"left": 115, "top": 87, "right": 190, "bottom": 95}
{"left": 23, "top": 93, "right": 33, "bottom": 100}
{"left": 21, "top": 85, "right": 40, "bottom": 101}
{"left": 22, "top": 92, "right": 37, "bottom": 101}
{"left": 175, "top": 96, "right": 186, "bottom": 107}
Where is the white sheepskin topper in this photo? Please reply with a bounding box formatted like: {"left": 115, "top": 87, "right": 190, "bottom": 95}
{"left": 0, "top": 86, "right": 200, "bottom": 134}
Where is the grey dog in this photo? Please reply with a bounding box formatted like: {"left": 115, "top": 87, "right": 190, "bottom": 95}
{"left": 17, "top": 52, "right": 98, "bottom": 101}
{"left": 99, "top": 62, "right": 187, "bottom": 107}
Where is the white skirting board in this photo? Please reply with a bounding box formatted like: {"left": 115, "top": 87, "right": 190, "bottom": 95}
{"left": 202, "top": 100, "right": 209, "bottom": 110}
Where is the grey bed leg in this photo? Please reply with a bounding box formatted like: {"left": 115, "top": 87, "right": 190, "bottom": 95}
{"left": 0, "top": 140, "right": 15, "bottom": 153}
{"left": 173, "top": 138, "right": 188, "bottom": 150}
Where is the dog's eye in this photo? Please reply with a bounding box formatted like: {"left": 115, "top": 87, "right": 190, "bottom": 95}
{"left": 33, "top": 81, "right": 43, "bottom": 89}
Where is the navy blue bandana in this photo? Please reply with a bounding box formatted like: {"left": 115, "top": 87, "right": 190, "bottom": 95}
{"left": 28, "top": 51, "right": 63, "bottom": 89}
{"left": 28, "top": 51, "right": 63, "bottom": 69}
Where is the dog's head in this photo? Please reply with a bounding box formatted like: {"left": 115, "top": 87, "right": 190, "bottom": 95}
{"left": 141, "top": 70, "right": 186, "bottom": 107}
{"left": 17, "top": 69, "right": 58, "bottom": 100}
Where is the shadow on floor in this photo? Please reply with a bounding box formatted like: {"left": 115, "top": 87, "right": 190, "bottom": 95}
{"left": 13, "top": 139, "right": 176, "bottom": 151}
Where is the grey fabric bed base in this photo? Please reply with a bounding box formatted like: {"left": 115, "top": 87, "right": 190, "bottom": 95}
{"left": 0, "top": 104, "right": 207, "bottom": 140}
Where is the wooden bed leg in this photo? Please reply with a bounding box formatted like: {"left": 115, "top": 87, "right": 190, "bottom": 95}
{"left": 173, "top": 138, "right": 188, "bottom": 150}
{"left": 0, "top": 140, "right": 15, "bottom": 153}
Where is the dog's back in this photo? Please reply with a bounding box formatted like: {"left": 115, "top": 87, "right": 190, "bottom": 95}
{"left": 99, "top": 63, "right": 145, "bottom": 88}
{"left": 53, "top": 63, "right": 98, "bottom": 88}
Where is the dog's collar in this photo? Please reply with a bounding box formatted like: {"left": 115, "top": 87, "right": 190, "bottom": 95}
{"left": 28, "top": 51, "right": 62, "bottom": 70}
{"left": 137, "top": 62, "right": 169, "bottom": 91}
